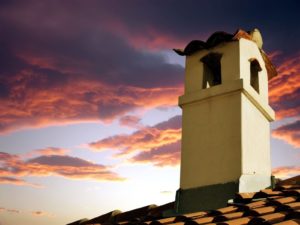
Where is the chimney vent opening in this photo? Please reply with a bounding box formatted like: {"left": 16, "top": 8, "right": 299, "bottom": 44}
{"left": 249, "top": 58, "right": 262, "bottom": 93}
{"left": 201, "top": 53, "right": 222, "bottom": 89}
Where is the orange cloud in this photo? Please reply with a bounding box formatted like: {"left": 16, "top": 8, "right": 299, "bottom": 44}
{"left": 0, "top": 75, "right": 182, "bottom": 133}
{"left": 33, "top": 147, "right": 69, "bottom": 156}
{"left": 0, "top": 151, "right": 125, "bottom": 187}
{"left": 269, "top": 53, "right": 300, "bottom": 119}
{"left": 23, "top": 147, "right": 70, "bottom": 159}
{"left": 272, "top": 120, "right": 300, "bottom": 148}
{"left": 89, "top": 115, "right": 182, "bottom": 158}
{"left": 89, "top": 116, "right": 182, "bottom": 167}
{"left": 272, "top": 166, "right": 300, "bottom": 179}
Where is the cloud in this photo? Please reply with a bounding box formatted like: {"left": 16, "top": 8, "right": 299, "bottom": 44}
{"left": 0, "top": 1, "right": 185, "bottom": 134}
{"left": 0, "top": 76, "right": 183, "bottom": 133}
{"left": 0, "top": 0, "right": 298, "bottom": 135}
{"left": 0, "top": 151, "right": 125, "bottom": 186}
{"left": 6, "top": 209, "right": 20, "bottom": 213}
{"left": 0, "top": 176, "right": 43, "bottom": 188}
{"left": 31, "top": 211, "right": 54, "bottom": 217}
{"left": 0, "top": 207, "right": 20, "bottom": 214}
{"left": 119, "top": 115, "right": 142, "bottom": 128}
{"left": 272, "top": 166, "right": 300, "bottom": 179}
{"left": 269, "top": 53, "right": 300, "bottom": 119}
{"left": 24, "top": 147, "right": 70, "bottom": 159}
{"left": 89, "top": 115, "right": 182, "bottom": 167}
{"left": 0, "top": 207, "right": 53, "bottom": 218}
{"left": 71, "top": 1, "right": 300, "bottom": 53}
{"left": 33, "top": 147, "right": 69, "bottom": 156}
{"left": 130, "top": 141, "right": 181, "bottom": 167}
{"left": 89, "top": 115, "right": 181, "bottom": 157}
{"left": 272, "top": 120, "right": 300, "bottom": 148}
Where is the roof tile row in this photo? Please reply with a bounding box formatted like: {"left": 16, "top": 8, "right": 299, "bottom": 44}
{"left": 69, "top": 176, "right": 300, "bottom": 225}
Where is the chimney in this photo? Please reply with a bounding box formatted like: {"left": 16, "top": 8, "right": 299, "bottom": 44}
{"left": 174, "top": 29, "right": 277, "bottom": 213}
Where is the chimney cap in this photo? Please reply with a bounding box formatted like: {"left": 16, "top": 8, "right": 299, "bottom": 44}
{"left": 173, "top": 28, "right": 277, "bottom": 80}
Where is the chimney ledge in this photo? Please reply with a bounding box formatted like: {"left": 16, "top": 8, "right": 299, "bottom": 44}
{"left": 178, "top": 79, "right": 275, "bottom": 121}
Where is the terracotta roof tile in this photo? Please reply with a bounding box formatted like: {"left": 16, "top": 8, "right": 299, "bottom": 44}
{"left": 249, "top": 206, "right": 277, "bottom": 216}
{"left": 149, "top": 217, "right": 176, "bottom": 225}
{"left": 235, "top": 193, "right": 256, "bottom": 202}
{"left": 182, "top": 211, "right": 207, "bottom": 219}
{"left": 276, "top": 186, "right": 300, "bottom": 191}
{"left": 213, "top": 212, "right": 246, "bottom": 222}
{"left": 282, "top": 190, "right": 300, "bottom": 197}
{"left": 248, "top": 212, "right": 287, "bottom": 224}
{"left": 276, "top": 176, "right": 300, "bottom": 186}
{"left": 210, "top": 206, "right": 240, "bottom": 215}
{"left": 245, "top": 200, "right": 267, "bottom": 209}
{"left": 274, "top": 219, "right": 300, "bottom": 225}
{"left": 284, "top": 202, "right": 300, "bottom": 210}
{"left": 218, "top": 216, "right": 253, "bottom": 225}
{"left": 189, "top": 216, "right": 214, "bottom": 224}
{"left": 254, "top": 189, "right": 284, "bottom": 198}
{"left": 270, "top": 197, "right": 298, "bottom": 205}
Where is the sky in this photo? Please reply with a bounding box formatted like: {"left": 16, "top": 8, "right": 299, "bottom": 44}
{"left": 0, "top": 0, "right": 299, "bottom": 225}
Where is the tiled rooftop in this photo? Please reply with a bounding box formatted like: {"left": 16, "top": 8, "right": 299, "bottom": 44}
{"left": 69, "top": 176, "right": 300, "bottom": 225}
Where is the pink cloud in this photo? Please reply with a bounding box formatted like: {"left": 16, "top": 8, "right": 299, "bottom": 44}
{"left": 0, "top": 76, "right": 182, "bottom": 134}
{"left": 0, "top": 151, "right": 125, "bottom": 186}
{"left": 272, "top": 120, "right": 300, "bottom": 148}
{"left": 272, "top": 166, "right": 300, "bottom": 179}
{"left": 23, "top": 147, "right": 70, "bottom": 159}
{"left": 119, "top": 115, "right": 142, "bottom": 128}
{"left": 0, "top": 176, "right": 43, "bottom": 188}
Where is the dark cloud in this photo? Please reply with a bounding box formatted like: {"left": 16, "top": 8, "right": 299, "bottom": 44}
{"left": 131, "top": 140, "right": 181, "bottom": 167}
{"left": 28, "top": 155, "right": 104, "bottom": 167}
{"left": 155, "top": 115, "right": 182, "bottom": 130}
{"left": 0, "top": 0, "right": 298, "bottom": 134}
{"left": 98, "top": 101, "right": 137, "bottom": 121}
{"left": 119, "top": 115, "right": 141, "bottom": 128}
{"left": 0, "top": 1, "right": 186, "bottom": 132}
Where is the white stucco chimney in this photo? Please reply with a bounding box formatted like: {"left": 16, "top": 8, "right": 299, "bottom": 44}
{"left": 174, "top": 29, "right": 277, "bottom": 213}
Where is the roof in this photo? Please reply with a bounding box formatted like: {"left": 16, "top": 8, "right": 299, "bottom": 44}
{"left": 69, "top": 176, "right": 300, "bottom": 225}
{"left": 173, "top": 29, "right": 278, "bottom": 81}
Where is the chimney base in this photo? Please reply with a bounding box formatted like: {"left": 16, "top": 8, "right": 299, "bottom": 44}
{"left": 175, "top": 181, "right": 238, "bottom": 214}
{"left": 175, "top": 175, "right": 273, "bottom": 214}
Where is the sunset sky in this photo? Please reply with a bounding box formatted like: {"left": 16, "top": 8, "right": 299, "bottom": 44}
{"left": 0, "top": 1, "right": 299, "bottom": 225}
